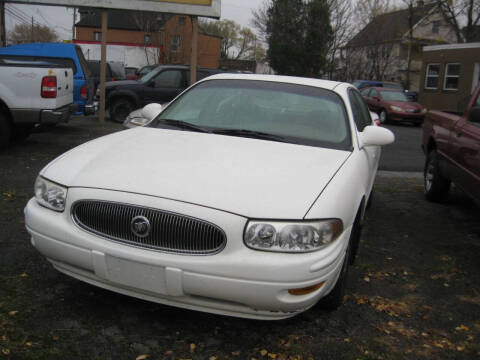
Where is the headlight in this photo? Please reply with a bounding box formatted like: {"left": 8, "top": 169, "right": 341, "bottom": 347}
{"left": 244, "top": 219, "right": 343, "bottom": 253}
{"left": 34, "top": 176, "right": 67, "bottom": 212}
{"left": 390, "top": 105, "right": 403, "bottom": 112}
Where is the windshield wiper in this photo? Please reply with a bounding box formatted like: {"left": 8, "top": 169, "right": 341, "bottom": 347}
{"left": 212, "top": 128, "right": 287, "bottom": 142}
{"left": 157, "top": 119, "right": 210, "bottom": 133}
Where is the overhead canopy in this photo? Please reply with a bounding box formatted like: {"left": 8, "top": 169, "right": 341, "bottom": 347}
{"left": 1, "top": 0, "right": 221, "bottom": 18}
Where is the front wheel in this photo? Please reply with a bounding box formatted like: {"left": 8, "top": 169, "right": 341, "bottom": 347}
{"left": 424, "top": 150, "right": 450, "bottom": 202}
{"left": 110, "top": 98, "right": 135, "bottom": 123}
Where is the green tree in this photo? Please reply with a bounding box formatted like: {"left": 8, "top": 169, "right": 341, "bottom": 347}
{"left": 266, "top": 0, "right": 332, "bottom": 77}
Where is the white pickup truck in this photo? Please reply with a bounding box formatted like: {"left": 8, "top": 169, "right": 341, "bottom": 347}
{"left": 0, "top": 58, "right": 75, "bottom": 148}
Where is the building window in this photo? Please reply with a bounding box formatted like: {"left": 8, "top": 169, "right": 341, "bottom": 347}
{"left": 444, "top": 63, "right": 460, "bottom": 90}
{"left": 93, "top": 32, "right": 101, "bottom": 41}
{"left": 432, "top": 21, "right": 440, "bottom": 34}
{"left": 425, "top": 63, "right": 440, "bottom": 90}
{"left": 144, "top": 34, "right": 152, "bottom": 44}
{"left": 171, "top": 35, "right": 181, "bottom": 52}
{"left": 179, "top": 17, "right": 186, "bottom": 26}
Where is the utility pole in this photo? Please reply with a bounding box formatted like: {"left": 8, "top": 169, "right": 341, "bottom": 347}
{"left": 98, "top": 10, "right": 108, "bottom": 123}
{"left": 31, "top": 16, "right": 34, "bottom": 42}
{"left": 0, "top": 1, "right": 6, "bottom": 47}
{"left": 72, "top": 8, "right": 76, "bottom": 40}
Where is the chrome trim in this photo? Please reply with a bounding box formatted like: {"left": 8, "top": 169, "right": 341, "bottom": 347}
{"left": 71, "top": 200, "right": 227, "bottom": 255}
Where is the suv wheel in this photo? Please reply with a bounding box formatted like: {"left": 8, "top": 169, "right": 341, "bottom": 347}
{"left": 424, "top": 150, "right": 450, "bottom": 202}
{"left": 110, "top": 98, "right": 135, "bottom": 123}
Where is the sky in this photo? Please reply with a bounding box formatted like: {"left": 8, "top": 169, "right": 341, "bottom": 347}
{"left": 4, "top": 0, "right": 266, "bottom": 41}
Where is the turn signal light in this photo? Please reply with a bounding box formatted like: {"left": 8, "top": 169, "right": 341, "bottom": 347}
{"left": 288, "top": 282, "right": 325, "bottom": 296}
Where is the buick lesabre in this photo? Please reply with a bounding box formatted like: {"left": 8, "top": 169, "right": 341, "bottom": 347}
{"left": 25, "top": 74, "right": 394, "bottom": 320}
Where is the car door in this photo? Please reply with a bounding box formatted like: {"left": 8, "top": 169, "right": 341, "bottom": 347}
{"left": 141, "top": 69, "right": 186, "bottom": 105}
{"left": 450, "top": 93, "right": 480, "bottom": 202}
{"left": 349, "top": 89, "right": 381, "bottom": 194}
{"left": 369, "top": 89, "right": 381, "bottom": 113}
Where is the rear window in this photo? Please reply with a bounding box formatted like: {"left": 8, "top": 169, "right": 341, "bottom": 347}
{"left": 0, "top": 55, "right": 76, "bottom": 73}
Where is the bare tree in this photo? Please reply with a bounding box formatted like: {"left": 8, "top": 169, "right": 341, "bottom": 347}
{"left": 355, "top": 0, "right": 393, "bottom": 27}
{"left": 250, "top": 0, "right": 270, "bottom": 43}
{"left": 9, "top": 23, "right": 58, "bottom": 44}
{"left": 436, "top": 0, "right": 480, "bottom": 42}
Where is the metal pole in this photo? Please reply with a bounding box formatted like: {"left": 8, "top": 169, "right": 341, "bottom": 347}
{"left": 72, "top": 8, "right": 76, "bottom": 40}
{"left": 190, "top": 15, "right": 198, "bottom": 85}
{"left": 31, "top": 16, "right": 33, "bottom": 42}
{"left": 0, "top": 1, "right": 6, "bottom": 47}
{"left": 99, "top": 10, "right": 107, "bottom": 123}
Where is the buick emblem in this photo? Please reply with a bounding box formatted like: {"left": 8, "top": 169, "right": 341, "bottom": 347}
{"left": 131, "top": 215, "right": 151, "bottom": 238}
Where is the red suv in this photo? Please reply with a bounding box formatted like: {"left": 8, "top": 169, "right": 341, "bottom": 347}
{"left": 360, "top": 87, "right": 426, "bottom": 126}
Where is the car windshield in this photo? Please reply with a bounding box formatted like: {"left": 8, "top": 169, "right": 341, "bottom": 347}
{"left": 380, "top": 91, "right": 409, "bottom": 102}
{"left": 139, "top": 66, "right": 161, "bottom": 84}
{"left": 150, "top": 79, "right": 352, "bottom": 150}
{"left": 382, "top": 83, "right": 404, "bottom": 90}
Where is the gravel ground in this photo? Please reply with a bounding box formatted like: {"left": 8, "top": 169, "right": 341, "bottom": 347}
{"left": 0, "top": 118, "right": 479, "bottom": 360}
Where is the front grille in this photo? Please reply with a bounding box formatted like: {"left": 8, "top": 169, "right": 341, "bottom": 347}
{"left": 72, "top": 200, "right": 226, "bottom": 255}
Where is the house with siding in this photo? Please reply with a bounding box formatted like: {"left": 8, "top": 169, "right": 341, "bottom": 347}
{"left": 342, "top": 3, "right": 457, "bottom": 91}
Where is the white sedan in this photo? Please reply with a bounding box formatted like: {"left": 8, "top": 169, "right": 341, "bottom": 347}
{"left": 25, "top": 74, "right": 394, "bottom": 320}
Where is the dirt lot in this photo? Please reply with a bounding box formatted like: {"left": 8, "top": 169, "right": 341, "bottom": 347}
{"left": 1, "top": 118, "right": 479, "bottom": 360}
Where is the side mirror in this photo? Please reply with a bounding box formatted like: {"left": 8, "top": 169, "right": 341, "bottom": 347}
{"left": 469, "top": 106, "right": 480, "bottom": 124}
{"left": 123, "top": 103, "right": 163, "bottom": 129}
{"left": 359, "top": 125, "right": 395, "bottom": 147}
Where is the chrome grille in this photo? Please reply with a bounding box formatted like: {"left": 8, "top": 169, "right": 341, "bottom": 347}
{"left": 72, "top": 200, "right": 226, "bottom": 255}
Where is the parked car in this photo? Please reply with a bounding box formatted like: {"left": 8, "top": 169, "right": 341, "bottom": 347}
{"left": 25, "top": 74, "right": 394, "bottom": 319}
{"left": 360, "top": 87, "right": 426, "bottom": 126}
{"left": 87, "top": 60, "right": 126, "bottom": 92}
{"left": 102, "top": 65, "right": 224, "bottom": 122}
{"left": 422, "top": 84, "right": 480, "bottom": 204}
{"left": 0, "top": 43, "right": 94, "bottom": 115}
{"left": 0, "top": 57, "right": 75, "bottom": 148}
{"left": 353, "top": 79, "right": 417, "bottom": 101}
{"left": 125, "top": 66, "right": 139, "bottom": 80}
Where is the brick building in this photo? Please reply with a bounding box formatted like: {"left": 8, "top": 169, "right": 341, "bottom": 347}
{"left": 75, "top": 9, "right": 221, "bottom": 69}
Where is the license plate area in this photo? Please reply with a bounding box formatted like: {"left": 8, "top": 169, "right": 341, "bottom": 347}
{"left": 105, "top": 256, "right": 167, "bottom": 294}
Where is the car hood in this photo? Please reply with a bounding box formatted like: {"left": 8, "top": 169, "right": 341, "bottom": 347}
{"left": 41, "top": 128, "right": 351, "bottom": 219}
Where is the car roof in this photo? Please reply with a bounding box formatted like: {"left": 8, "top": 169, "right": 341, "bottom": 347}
{"left": 202, "top": 73, "right": 343, "bottom": 91}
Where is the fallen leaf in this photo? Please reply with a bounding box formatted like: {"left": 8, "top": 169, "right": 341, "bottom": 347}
{"left": 1, "top": 349, "right": 10, "bottom": 355}
{"left": 363, "top": 276, "right": 370, "bottom": 282}
{"left": 268, "top": 354, "right": 277, "bottom": 359}
{"left": 232, "top": 350, "right": 241, "bottom": 356}
{"left": 260, "top": 349, "right": 268, "bottom": 356}
{"left": 344, "top": 337, "right": 350, "bottom": 342}
{"left": 136, "top": 355, "right": 149, "bottom": 360}
{"left": 386, "top": 256, "right": 393, "bottom": 260}
{"left": 20, "top": 273, "right": 28, "bottom": 278}
{"left": 443, "top": 283, "right": 450, "bottom": 287}
{"left": 455, "top": 325, "right": 470, "bottom": 332}
{"left": 25, "top": 342, "right": 32, "bottom": 347}
{"left": 8, "top": 311, "right": 18, "bottom": 316}
{"left": 457, "top": 345, "right": 465, "bottom": 352}
{"left": 164, "top": 350, "right": 173, "bottom": 356}
{"left": 190, "top": 343, "right": 196, "bottom": 352}
{"left": 209, "top": 357, "right": 217, "bottom": 360}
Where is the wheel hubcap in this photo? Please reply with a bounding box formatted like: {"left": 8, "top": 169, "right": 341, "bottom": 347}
{"left": 425, "top": 161, "right": 434, "bottom": 192}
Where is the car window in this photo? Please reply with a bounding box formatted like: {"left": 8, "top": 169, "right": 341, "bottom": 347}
{"left": 360, "top": 88, "right": 371, "bottom": 97}
{"left": 0, "top": 55, "right": 77, "bottom": 74}
{"left": 380, "top": 91, "right": 408, "bottom": 101}
{"left": 154, "top": 79, "right": 352, "bottom": 150}
{"left": 370, "top": 89, "right": 378, "bottom": 98}
{"left": 153, "top": 70, "right": 183, "bottom": 88}
{"left": 75, "top": 46, "right": 91, "bottom": 78}
{"left": 349, "top": 89, "right": 372, "bottom": 131}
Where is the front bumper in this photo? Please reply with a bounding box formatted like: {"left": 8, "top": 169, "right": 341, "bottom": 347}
{"left": 388, "top": 110, "right": 425, "bottom": 123}
{"left": 24, "top": 188, "right": 350, "bottom": 320}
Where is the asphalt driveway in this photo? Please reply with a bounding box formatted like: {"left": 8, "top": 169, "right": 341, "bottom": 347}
{"left": 0, "top": 118, "right": 479, "bottom": 360}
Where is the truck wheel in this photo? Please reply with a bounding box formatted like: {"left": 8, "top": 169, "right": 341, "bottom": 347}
{"left": 12, "top": 124, "right": 33, "bottom": 143}
{"left": 0, "top": 112, "right": 12, "bottom": 150}
{"left": 110, "top": 98, "right": 135, "bottom": 123}
{"left": 424, "top": 150, "right": 450, "bottom": 202}
{"left": 379, "top": 109, "right": 388, "bottom": 124}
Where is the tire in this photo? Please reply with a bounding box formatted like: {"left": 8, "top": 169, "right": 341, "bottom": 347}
{"left": 12, "top": 124, "right": 33, "bottom": 143}
{"left": 347, "top": 210, "right": 363, "bottom": 266}
{"left": 110, "top": 98, "right": 135, "bottom": 123}
{"left": 424, "top": 150, "right": 451, "bottom": 202}
{"left": 379, "top": 109, "right": 388, "bottom": 124}
{"left": 366, "top": 187, "right": 374, "bottom": 210}
{"left": 0, "top": 112, "right": 12, "bottom": 150}
{"left": 320, "top": 243, "right": 350, "bottom": 311}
